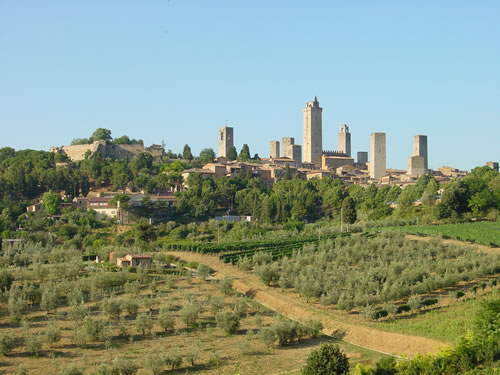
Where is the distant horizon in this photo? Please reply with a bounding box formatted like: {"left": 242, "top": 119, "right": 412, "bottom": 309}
{"left": 1, "top": 1, "right": 499, "bottom": 171}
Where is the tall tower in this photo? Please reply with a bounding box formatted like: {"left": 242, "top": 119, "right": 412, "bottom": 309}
{"left": 303, "top": 96, "right": 322, "bottom": 166}
{"left": 282, "top": 137, "right": 295, "bottom": 159}
{"left": 412, "top": 135, "right": 428, "bottom": 171}
{"left": 369, "top": 132, "right": 386, "bottom": 180}
{"left": 218, "top": 126, "right": 234, "bottom": 158}
{"left": 269, "top": 141, "right": 280, "bottom": 159}
{"left": 338, "top": 124, "right": 351, "bottom": 157}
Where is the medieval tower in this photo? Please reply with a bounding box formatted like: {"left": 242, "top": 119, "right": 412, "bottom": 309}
{"left": 412, "top": 135, "right": 428, "bottom": 171}
{"left": 269, "top": 141, "right": 280, "bottom": 159}
{"left": 338, "top": 124, "right": 351, "bottom": 157}
{"left": 369, "top": 132, "right": 386, "bottom": 180}
{"left": 303, "top": 96, "right": 322, "bottom": 167}
{"left": 218, "top": 126, "right": 234, "bottom": 158}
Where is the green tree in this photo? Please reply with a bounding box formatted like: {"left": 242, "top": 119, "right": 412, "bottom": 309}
{"left": 158, "top": 307, "right": 175, "bottom": 332}
{"left": 215, "top": 311, "right": 240, "bottom": 335}
{"left": 341, "top": 197, "right": 357, "bottom": 228}
{"left": 199, "top": 148, "right": 216, "bottom": 164}
{"left": 135, "top": 312, "right": 153, "bottom": 336}
{"left": 238, "top": 144, "right": 251, "bottom": 161}
{"left": 183, "top": 144, "right": 193, "bottom": 160}
{"left": 227, "top": 146, "right": 238, "bottom": 161}
{"left": 0, "top": 333, "right": 15, "bottom": 355}
{"left": 42, "top": 191, "right": 60, "bottom": 215}
{"left": 302, "top": 343, "right": 349, "bottom": 375}
{"left": 91, "top": 128, "right": 112, "bottom": 143}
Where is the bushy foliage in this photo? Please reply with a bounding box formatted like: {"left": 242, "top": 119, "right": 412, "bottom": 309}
{"left": 215, "top": 311, "right": 240, "bottom": 335}
{"left": 302, "top": 343, "right": 349, "bottom": 375}
{"left": 255, "top": 233, "right": 499, "bottom": 309}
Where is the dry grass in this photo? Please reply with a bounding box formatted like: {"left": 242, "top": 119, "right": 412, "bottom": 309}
{"left": 0, "top": 272, "right": 378, "bottom": 375}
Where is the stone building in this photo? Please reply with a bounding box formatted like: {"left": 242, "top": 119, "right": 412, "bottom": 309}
{"left": 218, "top": 126, "right": 234, "bottom": 158}
{"left": 303, "top": 97, "right": 323, "bottom": 167}
{"left": 282, "top": 137, "right": 295, "bottom": 159}
{"left": 291, "top": 144, "right": 302, "bottom": 167}
{"left": 322, "top": 154, "right": 354, "bottom": 171}
{"left": 486, "top": 161, "right": 499, "bottom": 172}
{"left": 357, "top": 151, "right": 368, "bottom": 165}
{"left": 412, "top": 135, "right": 428, "bottom": 171}
{"left": 407, "top": 155, "right": 425, "bottom": 178}
{"left": 369, "top": 132, "right": 386, "bottom": 180}
{"left": 338, "top": 124, "right": 351, "bottom": 157}
{"left": 270, "top": 141, "right": 280, "bottom": 159}
{"left": 50, "top": 141, "right": 163, "bottom": 162}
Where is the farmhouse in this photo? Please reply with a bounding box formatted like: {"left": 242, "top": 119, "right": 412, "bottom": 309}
{"left": 116, "top": 254, "right": 152, "bottom": 268}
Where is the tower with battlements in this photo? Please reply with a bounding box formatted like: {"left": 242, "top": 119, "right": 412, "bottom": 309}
{"left": 303, "top": 97, "right": 322, "bottom": 167}
{"left": 218, "top": 126, "right": 234, "bottom": 158}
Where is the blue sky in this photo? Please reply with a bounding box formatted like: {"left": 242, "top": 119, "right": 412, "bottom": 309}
{"left": 1, "top": 1, "right": 499, "bottom": 170}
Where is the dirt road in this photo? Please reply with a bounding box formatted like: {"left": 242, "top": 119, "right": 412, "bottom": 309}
{"left": 175, "top": 251, "right": 445, "bottom": 357}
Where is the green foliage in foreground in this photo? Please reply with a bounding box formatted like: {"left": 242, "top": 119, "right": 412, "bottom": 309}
{"left": 385, "top": 221, "right": 500, "bottom": 246}
{"left": 302, "top": 343, "right": 349, "bottom": 375}
{"left": 356, "top": 298, "right": 500, "bottom": 374}
{"left": 367, "top": 292, "right": 498, "bottom": 343}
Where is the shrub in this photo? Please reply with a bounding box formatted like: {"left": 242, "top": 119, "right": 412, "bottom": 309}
{"left": 218, "top": 277, "right": 233, "bottom": 296}
{"left": 164, "top": 349, "right": 183, "bottom": 370}
{"left": 144, "top": 352, "right": 166, "bottom": 375}
{"left": 304, "top": 319, "right": 323, "bottom": 338}
{"left": 271, "top": 316, "right": 297, "bottom": 346}
{"left": 420, "top": 298, "right": 438, "bottom": 309}
{"left": 258, "top": 328, "right": 276, "bottom": 348}
{"left": 215, "top": 311, "right": 240, "bottom": 335}
{"left": 25, "top": 332, "right": 43, "bottom": 356}
{"left": 396, "top": 304, "right": 411, "bottom": 314}
{"left": 135, "top": 312, "right": 154, "bottom": 336}
{"left": 180, "top": 302, "right": 201, "bottom": 327}
{"left": 83, "top": 316, "right": 107, "bottom": 341}
{"left": 157, "top": 307, "right": 175, "bottom": 332}
{"left": 302, "top": 343, "right": 349, "bottom": 375}
{"left": 196, "top": 264, "right": 210, "bottom": 279}
{"left": 123, "top": 298, "right": 139, "bottom": 316}
{"left": 45, "top": 320, "right": 61, "bottom": 346}
{"left": 112, "top": 356, "right": 138, "bottom": 375}
{"left": 0, "top": 333, "right": 15, "bottom": 355}
{"left": 232, "top": 297, "right": 248, "bottom": 318}
{"left": 185, "top": 349, "right": 199, "bottom": 366}
{"left": 102, "top": 300, "right": 122, "bottom": 321}
{"left": 456, "top": 290, "right": 465, "bottom": 299}
{"left": 59, "top": 364, "right": 84, "bottom": 375}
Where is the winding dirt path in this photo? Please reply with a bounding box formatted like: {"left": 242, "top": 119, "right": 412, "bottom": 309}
{"left": 175, "top": 251, "right": 445, "bottom": 357}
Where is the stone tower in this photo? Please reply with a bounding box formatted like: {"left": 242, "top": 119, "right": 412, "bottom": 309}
{"left": 303, "top": 96, "right": 322, "bottom": 167}
{"left": 357, "top": 151, "right": 368, "bottom": 165}
{"left": 270, "top": 141, "right": 280, "bottom": 159}
{"left": 218, "top": 126, "right": 234, "bottom": 158}
{"left": 282, "top": 137, "right": 295, "bottom": 159}
{"left": 369, "top": 132, "right": 386, "bottom": 180}
{"left": 408, "top": 155, "right": 425, "bottom": 177}
{"left": 412, "top": 135, "right": 428, "bottom": 171}
{"left": 291, "top": 144, "right": 302, "bottom": 167}
{"left": 338, "top": 124, "right": 351, "bottom": 157}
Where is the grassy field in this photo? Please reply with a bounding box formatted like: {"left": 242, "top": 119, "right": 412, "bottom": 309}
{"left": 364, "top": 290, "right": 498, "bottom": 344}
{"left": 0, "top": 264, "right": 384, "bottom": 375}
{"left": 383, "top": 221, "right": 500, "bottom": 246}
